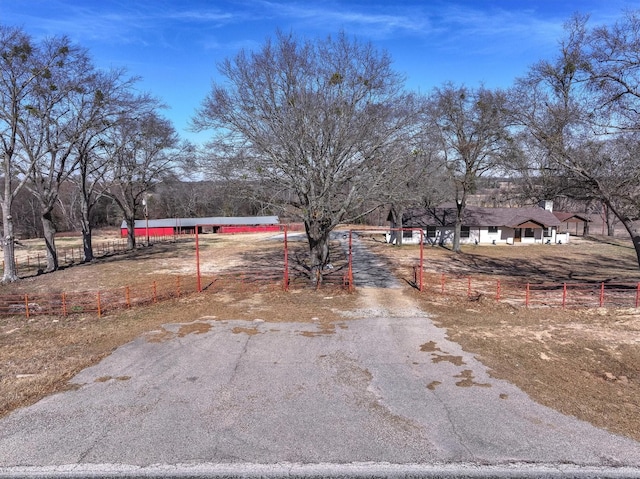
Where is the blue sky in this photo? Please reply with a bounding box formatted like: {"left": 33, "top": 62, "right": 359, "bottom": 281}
{"left": 1, "top": 1, "right": 636, "bottom": 144}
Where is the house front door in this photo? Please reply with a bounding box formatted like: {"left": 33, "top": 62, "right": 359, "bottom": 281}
{"left": 514, "top": 228, "right": 522, "bottom": 242}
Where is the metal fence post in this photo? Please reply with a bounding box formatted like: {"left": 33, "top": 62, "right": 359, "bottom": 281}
{"left": 419, "top": 229, "right": 424, "bottom": 292}
{"left": 348, "top": 230, "right": 354, "bottom": 292}
{"left": 283, "top": 225, "right": 289, "bottom": 291}
{"left": 195, "top": 227, "right": 202, "bottom": 293}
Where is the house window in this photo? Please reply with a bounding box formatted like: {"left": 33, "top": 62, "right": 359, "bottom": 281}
{"left": 488, "top": 226, "right": 498, "bottom": 233}
{"left": 461, "top": 226, "right": 470, "bottom": 238}
{"left": 426, "top": 226, "right": 437, "bottom": 238}
{"left": 544, "top": 227, "right": 552, "bottom": 237}
{"left": 402, "top": 229, "right": 413, "bottom": 239}
{"left": 524, "top": 228, "right": 535, "bottom": 238}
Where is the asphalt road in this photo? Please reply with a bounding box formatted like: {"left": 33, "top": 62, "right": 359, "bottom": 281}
{"left": 1, "top": 235, "right": 639, "bottom": 478}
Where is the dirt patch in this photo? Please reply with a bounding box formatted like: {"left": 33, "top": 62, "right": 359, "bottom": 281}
{"left": 431, "top": 354, "right": 466, "bottom": 367}
{"left": 420, "top": 341, "right": 440, "bottom": 352}
{"left": 231, "top": 326, "right": 260, "bottom": 336}
{"left": 95, "top": 376, "right": 130, "bottom": 383}
{"left": 145, "top": 328, "right": 174, "bottom": 343}
{"left": 178, "top": 322, "right": 212, "bottom": 337}
{"left": 454, "top": 369, "right": 492, "bottom": 388}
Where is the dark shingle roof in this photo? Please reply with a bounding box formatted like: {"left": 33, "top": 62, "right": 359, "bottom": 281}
{"left": 553, "top": 212, "right": 591, "bottom": 222}
{"left": 403, "top": 206, "right": 561, "bottom": 228}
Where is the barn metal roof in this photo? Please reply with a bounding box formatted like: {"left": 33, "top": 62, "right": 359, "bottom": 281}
{"left": 120, "top": 216, "right": 280, "bottom": 229}
{"left": 403, "top": 206, "right": 561, "bottom": 229}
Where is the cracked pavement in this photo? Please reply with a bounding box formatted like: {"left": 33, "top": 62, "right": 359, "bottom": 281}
{"left": 0, "top": 235, "right": 639, "bottom": 478}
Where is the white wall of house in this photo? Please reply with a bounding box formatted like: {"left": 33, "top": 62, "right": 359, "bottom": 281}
{"left": 555, "top": 232, "right": 570, "bottom": 244}
{"left": 387, "top": 227, "right": 570, "bottom": 245}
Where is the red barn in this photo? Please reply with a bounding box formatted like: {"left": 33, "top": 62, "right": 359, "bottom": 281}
{"left": 120, "top": 216, "right": 281, "bottom": 238}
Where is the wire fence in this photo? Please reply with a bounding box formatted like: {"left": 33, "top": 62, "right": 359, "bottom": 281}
{"left": 0, "top": 266, "right": 355, "bottom": 319}
{"left": 0, "top": 229, "right": 352, "bottom": 319}
{"left": 6, "top": 228, "right": 636, "bottom": 319}
{"left": 0, "top": 275, "right": 206, "bottom": 318}
{"left": 2, "top": 234, "right": 183, "bottom": 277}
{"left": 417, "top": 269, "right": 640, "bottom": 309}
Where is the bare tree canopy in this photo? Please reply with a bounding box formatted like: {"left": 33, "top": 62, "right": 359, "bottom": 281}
{"left": 0, "top": 26, "right": 34, "bottom": 281}
{"left": 0, "top": 27, "right": 97, "bottom": 278}
{"left": 104, "top": 108, "right": 182, "bottom": 249}
{"left": 71, "top": 68, "right": 141, "bottom": 263}
{"left": 424, "top": 83, "right": 515, "bottom": 252}
{"left": 508, "top": 11, "right": 640, "bottom": 268}
{"left": 193, "top": 31, "right": 419, "bottom": 281}
{"left": 17, "top": 36, "right": 98, "bottom": 272}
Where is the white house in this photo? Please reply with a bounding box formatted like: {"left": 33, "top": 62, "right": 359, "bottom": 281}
{"left": 389, "top": 204, "right": 570, "bottom": 245}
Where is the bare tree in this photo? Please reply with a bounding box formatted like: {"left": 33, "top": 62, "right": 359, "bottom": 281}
{"left": 586, "top": 11, "right": 640, "bottom": 252}
{"left": 193, "top": 31, "right": 419, "bottom": 282}
{"left": 384, "top": 142, "right": 448, "bottom": 246}
{"left": 0, "top": 27, "right": 90, "bottom": 279}
{"left": 71, "top": 70, "right": 141, "bottom": 262}
{"left": 0, "top": 26, "right": 33, "bottom": 281}
{"left": 15, "top": 35, "right": 98, "bottom": 271}
{"left": 509, "top": 12, "right": 640, "bottom": 267}
{"left": 425, "top": 83, "right": 515, "bottom": 252}
{"left": 103, "top": 109, "right": 181, "bottom": 249}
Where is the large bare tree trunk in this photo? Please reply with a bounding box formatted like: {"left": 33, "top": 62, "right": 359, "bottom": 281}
{"left": 602, "top": 203, "right": 616, "bottom": 236}
{"left": 1, "top": 201, "right": 18, "bottom": 282}
{"left": 604, "top": 199, "right": 640, "bottom": 269}
{"left": 452, "top": 200, "right": 465, "bottom": 253}
{"left": 618, "top": 216, "right": 640, "bottom": 270}
{"left": 582, "top": 201, "right": 592, "bottom": 236}
{"left": 305, "top": 217, "right": 331, "bottom": 285}
{"left": 41, "top": 210, "right": 58, "bottom": 272}
{"left": 453, "top": 219, "right": 462, "bottom": 252}
{"left": 388, "top": 205, "right": 404, "bottom": 246}
{"left": 80, "top": 196, "right": 94, "bottom": 262}
{"left": 126, "top": 216, "right": 136, "bottom": 249}
{"left": 82, "top": 227, "right": 93, "bottom": 262}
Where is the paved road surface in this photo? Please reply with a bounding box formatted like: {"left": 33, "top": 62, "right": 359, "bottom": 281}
{"left": 1, "top": 234, "right": 639, "bottom": 478}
